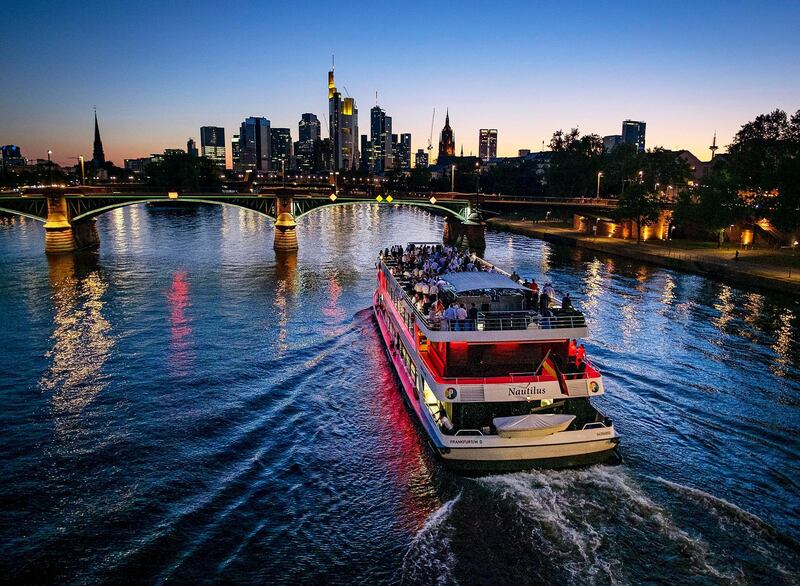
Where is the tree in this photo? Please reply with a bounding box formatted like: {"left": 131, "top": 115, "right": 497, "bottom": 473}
{"left": 145, "top": 153, "right": 222, "bottom": 191}
{"left": 727, "top": 108, "right": 800, "bottom": 231}
{"left": 615, "top": 182, "right": 664, "bottom": 243}
{"left": 545, "top": 128, "right": 603, "bottom": 197}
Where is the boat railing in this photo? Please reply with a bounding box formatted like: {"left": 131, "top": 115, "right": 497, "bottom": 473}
{"left": 379, "top": 260, "right": 586, "bottom": 332}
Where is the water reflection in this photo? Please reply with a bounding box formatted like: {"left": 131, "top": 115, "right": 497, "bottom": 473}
{"left": 771, "top": 308, "right": 795, "bottom": 377}
{"left": 40, "top": 253, "right": 114, "bottom": 436}
{"left": 273, "top": 251, "right": 298, "bottom": 357}
{"left": 711, "top": 284, "right": 735, "bottom": 333}
{"left": 166, "top": 270, "right": 193, "bottom": 377}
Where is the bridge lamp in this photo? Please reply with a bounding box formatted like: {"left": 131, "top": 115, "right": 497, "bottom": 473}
{"left": 596, "top": 171, "right": 603, "bottom": 199}
{"left": 429, "top": 196, "right": 437, "bottom": 205}
{"left": 329, "top": 193, "right": 337, "bottom": 202}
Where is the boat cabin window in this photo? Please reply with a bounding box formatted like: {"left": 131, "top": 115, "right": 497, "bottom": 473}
{"left": 431, "top": 342, "right": 569, "bottom": 378}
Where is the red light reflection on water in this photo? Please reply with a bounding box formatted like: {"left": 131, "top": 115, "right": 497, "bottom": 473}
{"left": 365, "top": 324, "right": 441, "bottom": 533}
{"left": 167, "top": 271, "right": 193, "bottom": 376}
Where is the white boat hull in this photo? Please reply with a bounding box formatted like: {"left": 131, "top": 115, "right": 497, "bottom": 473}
{"left": 373, "top": 294, "right": 620, "bottom": 472}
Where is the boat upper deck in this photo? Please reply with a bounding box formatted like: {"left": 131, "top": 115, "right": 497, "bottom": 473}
{"left": 378, "top": 243, "right": 588, "bottom": 342}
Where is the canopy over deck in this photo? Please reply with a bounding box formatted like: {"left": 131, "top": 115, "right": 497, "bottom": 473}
{"left": 440, "top": 272, "right": 528, "bottom": 293}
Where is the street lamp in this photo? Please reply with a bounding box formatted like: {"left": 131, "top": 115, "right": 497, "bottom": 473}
{"left": 638, "top": 170, "right": 644, "bottom": 183}
{"left": 281, "top": 158, "right": 286, "bottom": 189}
{"left": 451, "top": 164, "right": 456, "bottom": 192}
{"left": 47, "top": 149, "right": 53, "bottom": 187}
{"left": 596, "top": 171, "right": 603, "bottom": 199}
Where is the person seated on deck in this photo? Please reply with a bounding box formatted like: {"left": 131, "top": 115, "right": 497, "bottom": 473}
{"left": 562, "top": 293, "right": 573, "bottom": 311}
{"left": 575, "top": 344, "right": 586, "bottom": 368}
{"left": 510, "top": 270, "right": 520, "bottom": 283}
{"left": 568, "top": 338, "right": 577, "bottom": 359}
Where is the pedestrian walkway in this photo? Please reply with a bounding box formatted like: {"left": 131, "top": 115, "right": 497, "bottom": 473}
{"left": 488, "top": 218, "right": 800, "bottom": 295}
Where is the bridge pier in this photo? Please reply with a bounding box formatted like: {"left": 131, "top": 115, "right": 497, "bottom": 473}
{"left": 44, "top": 194, "right": 77, "bottom": 254}
{"left": 43, "top": 193, "right": 101, "bottom": 254}
{"left": 443, "top": 212, "right": 486, "bottom": 252}
{"left": 273, "top": 196, "right": 298, "bottom": 251}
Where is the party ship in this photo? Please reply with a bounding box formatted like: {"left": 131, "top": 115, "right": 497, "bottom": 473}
{"left": 373, "top": 243, "right": 620, "bottom": 472}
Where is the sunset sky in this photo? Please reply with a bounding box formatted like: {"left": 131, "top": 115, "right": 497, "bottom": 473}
{"left": 2, "top": 0, "right": 798, "bottom": 167}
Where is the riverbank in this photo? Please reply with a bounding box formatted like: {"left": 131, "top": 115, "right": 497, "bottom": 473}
{"left": 487, "top": 218, "right": 800, "bottom": 296}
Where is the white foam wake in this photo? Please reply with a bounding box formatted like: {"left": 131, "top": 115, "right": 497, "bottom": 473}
{"left": 400, "top": 494, "right": 461, "bottom": 586}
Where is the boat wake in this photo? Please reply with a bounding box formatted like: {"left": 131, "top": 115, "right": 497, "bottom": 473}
{"left": 400, "top": 466, "right": 799, "bottom": 585}
{"left": 401, "top": 494, "right": 462, "bottom": 586}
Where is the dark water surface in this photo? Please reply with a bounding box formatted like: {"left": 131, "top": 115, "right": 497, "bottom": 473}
{"left": 1, "top": 205, "right": 798, "bottom": 584}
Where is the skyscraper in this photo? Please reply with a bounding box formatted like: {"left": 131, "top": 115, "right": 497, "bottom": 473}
{"left": 299, "top": 113, "right": 320, "bottom": 142}
{"left": 270, "top": 128, "right": 293, "bottom": 171}
{"left": 370, "top": 105, "right": 393, "bottom": 173}
{"left": 437, "top": 110, "right": 455, "bottom": 163}
{"left": 92, "top": 109, "right": 106, "bottom": 167}
{"left": 239, "top": 117, "right": 271, "bottom": 171}
{"left": 392, "top": 133, "right": 411, "bottom": 171}
{"left": 414, "top": 149, "right": 428, "bottom": 168}
{"left": 231, "top": 134, "right": 241, "bottom": 170}
{"left": 200, "top": 126, "right": 226, "bottom": 168}
{"left": 187, "top": 138, "right": 198, "bottom": 157}
{"left": 621, "top": 120, "right": 646, "bottom": 153}
{"left": 478, "top": 129, "right": 497, "bottom": 161}
{"left": 328, "top": 67, "right": 359, "bottom": 171}
{"left": 295, "top": 114, "right": 321, "bottom": 174}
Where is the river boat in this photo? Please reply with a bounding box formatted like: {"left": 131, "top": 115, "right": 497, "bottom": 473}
{"left": 373, "top": 242, "right": 620, "bottom": 472}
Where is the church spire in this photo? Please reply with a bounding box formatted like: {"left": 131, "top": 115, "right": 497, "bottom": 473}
{"left": 92, "top": 107, "right": 106, "bottom": 167}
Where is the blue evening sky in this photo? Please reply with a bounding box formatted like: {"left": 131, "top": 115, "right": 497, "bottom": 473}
{"left": 1, "top": 0, "right": 798, "bottom": 165}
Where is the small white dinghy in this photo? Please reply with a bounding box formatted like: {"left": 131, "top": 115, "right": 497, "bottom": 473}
{"left": 493, "top": 414, "right": 576, "bottom": 438}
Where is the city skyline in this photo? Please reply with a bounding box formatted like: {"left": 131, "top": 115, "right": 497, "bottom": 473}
{"left": 2, "top": 1, "right": 799, "bottom": 166}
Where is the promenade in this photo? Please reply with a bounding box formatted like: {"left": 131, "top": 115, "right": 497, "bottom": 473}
{"left": 488, "top": 218, "right": 800, "bottom": 296}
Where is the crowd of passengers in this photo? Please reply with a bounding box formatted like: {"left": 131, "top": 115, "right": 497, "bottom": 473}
{"left": 379, "top": 243, "right": 579, "bottom": 329}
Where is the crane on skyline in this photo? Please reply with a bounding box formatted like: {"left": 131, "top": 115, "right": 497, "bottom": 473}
{"left": 427, "top": 108, "right": 436, "bottom": 156}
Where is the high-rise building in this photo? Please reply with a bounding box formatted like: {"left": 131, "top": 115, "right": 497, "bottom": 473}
{"left": 92, "top": 109, "right": 106, "bottom": 167}
{"left": 270, "top": 128, "right": 293, "bottom": 171}
{"left": 239, "top": 117, "right": 271, "bottom": 171}
{"left": 621, "top": 120, "right": 646, "bottom": 153}
{"left": 295, "top": 114, "right": 322, "bottom": 174}
{"left": 603, "top": 135, "right": 623, "bottom": 152}
{"left": 414, "top": 149, "right": 429, "bottom": 168}
{"left": 231, "top": 134, "right": 241, "bottom": 170}
{"left": 479, "top": 129, "right": 497, "bottom": 161}
{"left": 328, "top": 67, "right": 359, "bottom": 171}
{"left": 370, "top": 105, "right": 393, "bottom": 173}
{"left": 187, "top": 138, "right": 198, "bottom": 157}
{"left": 299, "top": 113, "right": 320, "bottom": 142}
{"left": 437, "top": 110, "right": 455, "bottom": 163}
{"left": 359, "top": 135, "right": 371, "bottom": 172}
{"left": 200, "top": 126, "right": 226, "bottom": 168}
{"left": 1, "top": 145, "right": 25, "bottom": 169}
{"left": 392, "top": 133, "right": 411, "bottom": 170}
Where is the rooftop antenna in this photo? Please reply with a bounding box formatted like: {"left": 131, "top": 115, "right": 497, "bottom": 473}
{"left": 331, "top": 54, "right": 334, "bottom": 70}
{"left": 375, "top": 90, "right": 378, "bottom": 106}
{"left": 709, "top": 131, "right": 718, "bottom": 160}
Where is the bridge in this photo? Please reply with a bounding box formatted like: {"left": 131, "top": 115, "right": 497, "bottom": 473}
{"left": 0, "top": 185, "right": 619, "bottom": 254}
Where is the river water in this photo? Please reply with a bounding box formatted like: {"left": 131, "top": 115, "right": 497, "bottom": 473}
{"left": 0, "top": 204, "right": 798, "bottom": 584}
